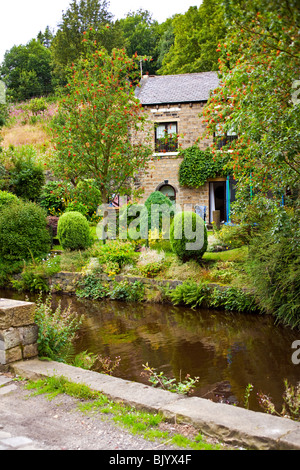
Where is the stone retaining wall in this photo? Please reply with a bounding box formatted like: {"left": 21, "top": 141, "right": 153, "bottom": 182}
{"left": 0, "top": 299, "right": 38, "bottom": 367}
{"left": 49, "top": 271, "right": 227, "bottom": 297}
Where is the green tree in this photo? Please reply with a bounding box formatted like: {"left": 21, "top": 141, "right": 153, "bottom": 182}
{"left": 155, "top": 17, "right": 176, "bottom": 72}
{"left": 1, "top": 39, "right": 53, "bottom": 101}
{"left": 51, "top": 0, "right": 124, "bottom": 84}
{"left": 119, "top": 9, "right": 160, "bottom": 75}
{"left": 158, "top": 0, "right": 227, "bottom": 75}
{"left": 52, "top": 30, "right": 152, "bottom": 204}
{"left": 37, "top": 26, "right": 54, "bottom": 48}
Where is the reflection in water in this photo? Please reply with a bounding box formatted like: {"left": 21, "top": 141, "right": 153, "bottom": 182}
{"left": 1, "top": 289, "right": 299, "bottom": 412}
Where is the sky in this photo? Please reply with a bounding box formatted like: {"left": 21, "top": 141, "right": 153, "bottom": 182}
{"left": 0, "top": 0, "right": 200, "bottom": 64}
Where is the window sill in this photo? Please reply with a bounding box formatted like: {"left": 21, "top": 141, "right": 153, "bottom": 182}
{"left": 153, "top": 152, "right": 180, "bottom": 157}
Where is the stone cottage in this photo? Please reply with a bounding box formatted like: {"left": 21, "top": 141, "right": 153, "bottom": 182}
{"left": 134, "top": 72, "right": 236, "bottom": 224}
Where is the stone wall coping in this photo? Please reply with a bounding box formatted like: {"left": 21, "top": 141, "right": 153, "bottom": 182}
{"left": 11, "top": 359, "right": 300, "bottom": 451}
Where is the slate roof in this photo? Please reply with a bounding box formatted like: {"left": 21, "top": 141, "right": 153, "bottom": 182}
{"left": 135, "top": 72, "right": 219, "bottom": 105}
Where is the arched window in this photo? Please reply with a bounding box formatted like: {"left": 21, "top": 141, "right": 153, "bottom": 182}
{"left": 157, "top": 183, "right": 176, "bottom": 202}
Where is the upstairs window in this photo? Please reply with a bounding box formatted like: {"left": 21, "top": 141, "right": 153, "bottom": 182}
{"left": 155, "top": 122, "right": 178, "bottom": 153}
{"left": 214, "top": 125, "right": 238, "bottom": 149}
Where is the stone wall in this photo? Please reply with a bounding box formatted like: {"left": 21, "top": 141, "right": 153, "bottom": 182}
{"left": 0, "top": 299, "right": 38, "bottom": 367}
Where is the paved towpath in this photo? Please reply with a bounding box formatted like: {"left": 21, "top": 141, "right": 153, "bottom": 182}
{"left": 1, "top": 360, "right": 300, "bottom": 451}
{"left": 0, "top": 369, "right": 216, "bottom": 451}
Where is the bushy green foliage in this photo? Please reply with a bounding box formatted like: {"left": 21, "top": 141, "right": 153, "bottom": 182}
{"left": 178, "top": 146, "right": 228, "bottom": 188}
{"left": 110, "top": 280, "right": 145, "bottom": 302}
{"left": 168, "top": 280, "right": 210, "bottom": 309}
{"left": 1, "top": 39, "right": 53, "bottom": 101}
{"left": 94, "top": 240, "right": 137, "bottom": 269}
{"left": 10, "top": 155, "right": 45, "bottom": 201}
{"left": 76, "top": 275, "right": 110, "bottom": 300}
{"left": 57, "top": 211, "right": 91, "bottom": 251}
{"left": 39, "top": 181, "right": 72, "bottom": 215}
{"left": 34, "top": 295, "right": 82, "bottom": 362}
{"left": 158, "top": 0, "right": 227, "bottom": 75}
{"left": 76, "top": 275, "right": 144, "bottom": 302}
{"left": 168, "top": 281, "right": 258, "bottom": 313}
{"left": 0, "top": 104, "right": 9, "bottom": 128}
{"left": 0, "top": 201, "right": 51, "bottom": 261}
{"left": 74, "top": 180, "right": 101, "bottom": 218}
{"left": 0, "top": 190, "right": 19, "bottom": 211}
{"left": 0, "top": 162, "right": 9, "bottom": 190}
{"left": 246, "top": 209, "right": 300, "bottom": 329}
{"left": 170, "top": 211, "right": 208, "bottom": 262}
{"left": 26, "top": 97, "right": 48, "bottom": 115}
{"left": 11, "top": 270, "right": 50, "bottom": 293}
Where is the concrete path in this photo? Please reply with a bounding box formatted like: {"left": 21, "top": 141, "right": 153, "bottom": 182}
{"left": 8, "top": 359, "right": 300, "bottom": 451}
{"left": 0, "top": 373, "right": 45, "bottom": 450}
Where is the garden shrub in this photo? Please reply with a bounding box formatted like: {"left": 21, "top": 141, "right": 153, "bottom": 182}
{"left": 246, "top": 216, "right": 300, "bottom": 328}
{"left": 10, "top": 155, "right": 45, "bottom": 201}
{"left": 110, "top": 280, "right": 145, "bottom": 302}
{"left": 57, "top": 211, "right": 91, "bottom": 251}
{"left": 94, "top": 240, "right": 137, "bottom": 269}
{"left": 65, "top": 200, "right": 89, "bottom": 217}
{"left": 0, "top": 163, "right": 9, "bottom": 190}
{"left": 143, "top": 191, "right": 175, "bottom": 236}
{"left": 215, "top": 223, "right": 250, "bottom": 248}
{"left": 39, "top": 181, "right": 73, "bottom": 215}
{"left": 76, "top": 275, "right": 110, "bottom": 300}
{"left": 0, "top": 201, "right": 51, "bottom": 261}
{"left": 209, "top": 286, "right": 258, "bottom": 312}
{"left": 0, "top": 104, "right": 8, "bottom": 128}
{"left": 0, "top": 190, "right": 19, "bottom": 211}
{"left": 11, "top": 270, "right": 50, "bottom": 293}
{"left": 170, "top": 211, "right": 208, "bottom": 262}
{"left": 39, "top": 180, "right": 101, "bottom": 220}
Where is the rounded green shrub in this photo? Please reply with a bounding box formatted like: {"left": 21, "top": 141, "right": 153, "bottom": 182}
{"left": 0, "top": 201, "right": 51, "bottom": 260}
{"left": 57, "top": 211, "right": 91, "bottom": 251}
{"left": 0, "top": 190, "right": 20, "bottom": 211}
{"left": 170, "top": 211, "right": 207, "bottom": 262}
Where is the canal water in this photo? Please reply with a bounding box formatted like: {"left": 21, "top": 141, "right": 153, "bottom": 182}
{"left": 1, "top": 289, "right": 299, "bottom": 413}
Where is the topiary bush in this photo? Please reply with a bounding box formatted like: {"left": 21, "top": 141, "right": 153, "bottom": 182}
{"left": 170, "top": 211, "right": 208, "bottom": 262}
{"left": 0, "top": 201, "right": 51, "bottom": 261}
{"left": 0, "top": 190, "right": 20, "bottom": 211}
{"left": 57, "top": 211, "right": 91, "bottom": 251}
{"left": 143, "top": 191, "right": 175, "bottom": 236}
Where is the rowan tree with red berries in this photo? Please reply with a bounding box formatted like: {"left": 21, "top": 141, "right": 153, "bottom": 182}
{"left": 202, "top": 0, "right": 300, "bottom": 208}
{"left": 52, "top": 29, "right": 152, "bottom": 204}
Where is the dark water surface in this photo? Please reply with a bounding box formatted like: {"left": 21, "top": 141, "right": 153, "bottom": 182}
{"left": 1, "top": 289, "right": 299, "bottom": 413}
